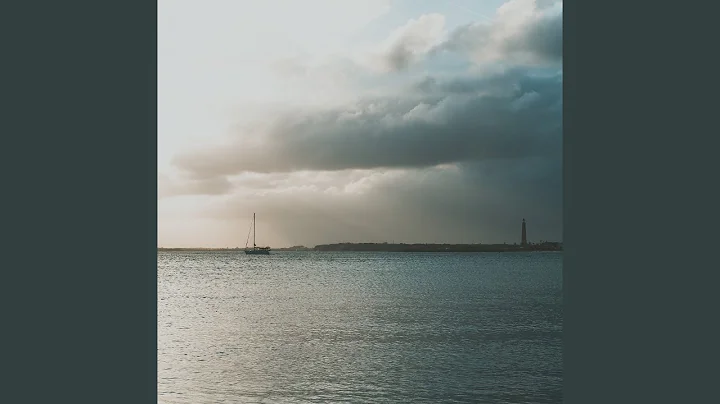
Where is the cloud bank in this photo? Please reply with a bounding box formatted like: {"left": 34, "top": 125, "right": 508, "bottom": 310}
{"left": 172, "top": 67, "right": 561, "bottom": 179}
{"left": 159, "top": 0, "right": 563, "bottom": 246}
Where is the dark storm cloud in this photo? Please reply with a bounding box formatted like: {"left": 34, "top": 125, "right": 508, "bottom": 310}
{"left": 172, "top": 67, "right": 562, "bottom": 180}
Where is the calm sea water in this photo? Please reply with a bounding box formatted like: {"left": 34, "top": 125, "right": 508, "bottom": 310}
{"left": 158, "top": 251, "right": 562, "bottom": 403}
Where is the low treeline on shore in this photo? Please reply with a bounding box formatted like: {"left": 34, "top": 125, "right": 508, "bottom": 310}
{"left": 313, "top": 243, "right": 561, "bottom": 252}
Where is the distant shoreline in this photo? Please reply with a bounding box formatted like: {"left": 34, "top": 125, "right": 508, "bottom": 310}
{"left": 158, "top": 242, "right": 562, "bottom": 253}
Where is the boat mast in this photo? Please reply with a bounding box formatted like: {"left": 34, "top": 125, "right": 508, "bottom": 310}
{"left": 253, "top": 213, "right": 256, "bottom": 247}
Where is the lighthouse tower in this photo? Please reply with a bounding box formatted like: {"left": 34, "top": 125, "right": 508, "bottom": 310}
{"left": 521, "top": 219, "right": 527, "bottom": 246}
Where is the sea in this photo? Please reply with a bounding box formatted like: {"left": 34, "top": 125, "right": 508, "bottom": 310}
{"left": 158, "top": 251, "right": 563, "bottom": 403}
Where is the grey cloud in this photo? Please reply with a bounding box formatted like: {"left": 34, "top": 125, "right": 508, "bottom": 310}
{"left": 433, "top": 0, "right": 562, "bottom": 66}
{"left": 504, "top": 8, "right": 562, "bottom": 63}
{"left": 172, "top": 68, "right": 562, "bottom": 181}
{"left": 368, "top": 1, "right": 562, "bottom": 72}
{"left": 385, "top": 45, "right": 414, "bottom": 72}
{"left": 207, "top": 156, "right": 562, "bottom": 246}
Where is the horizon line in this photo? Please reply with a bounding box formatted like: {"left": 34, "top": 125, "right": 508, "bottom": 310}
{"left": 158, "top": 240, "right": 563, "bottom": 250}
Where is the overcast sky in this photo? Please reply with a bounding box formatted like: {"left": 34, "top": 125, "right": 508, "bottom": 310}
{"left": 158, "top": 0, "right": 563, "bottom": 248}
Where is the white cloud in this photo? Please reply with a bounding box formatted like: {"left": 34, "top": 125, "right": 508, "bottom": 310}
{"left": 360, "top": 13, "right": 447, "bottom": 72}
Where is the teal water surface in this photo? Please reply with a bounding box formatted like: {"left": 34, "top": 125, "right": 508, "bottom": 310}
{"left": 158, "top": 251, "right": 562, "bottom": 403}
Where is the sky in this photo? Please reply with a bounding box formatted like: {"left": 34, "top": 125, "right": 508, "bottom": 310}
{"left": 158, "top": 0, "right": 563, "bottom": 248}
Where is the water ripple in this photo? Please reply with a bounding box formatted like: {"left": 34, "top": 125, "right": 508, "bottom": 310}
{"left": 159, "top": 251, "right": 562, "bottom": 403}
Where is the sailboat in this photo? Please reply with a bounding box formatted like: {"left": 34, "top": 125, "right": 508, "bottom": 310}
{"left": 244, "top": 213, "right": 271, "bottom": 255}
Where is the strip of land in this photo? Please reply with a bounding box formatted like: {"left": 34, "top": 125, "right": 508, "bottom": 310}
{"left": 159, "top": 242, "right": 561, "bottom": 252}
